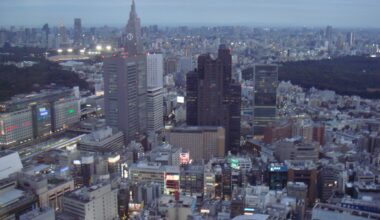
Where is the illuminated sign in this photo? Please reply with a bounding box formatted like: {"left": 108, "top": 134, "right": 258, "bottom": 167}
{"left": 165, "top": 174, "right": 180, "bottom": 181}
{"left": 108, "top": 155, "right": 120, "bottom": 163}
{"left": 269, "top": 163, "right": 288, "bottom": 172}
{"left": 23, "top": 121, "right": 32, "bottom": 127}
{"left": 180, "top": 152, "right": 190, "bottom": 164}
{"left": 177, "top": 96, "right": 185, "bottom": 104}
{"left": 231, "top": 158, "right": 240, "bottom": 170}
{"left": 39, "top": 107, "right": 48, "bottom": 117}
{"left": 73, "top": 160, "right": 81, "bottom": 165}
{"left": 244, "top": 208, "right": 255, "bottom": 212}
{"left": 6, "top": 125, "right": 19, "bottom": 133}
{"left": 68, "top": 108, "right": 76, "bottom": 114}
{"left": 60, "top": 166, "right": 69, "bottom": 173}
{"left": 0, "top": 121, "right": 4, "bottom": 136}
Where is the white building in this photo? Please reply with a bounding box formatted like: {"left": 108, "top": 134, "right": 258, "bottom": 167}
{"left": 147, "top": 53, "right": 164, "bottom": 88}
{"left": 0, "top": 151, "right": 23, "bottom": 180}
{"left": 147, "top": 87, "right": 164, "bottom": 133}
{"left": 60, "top": 183, "right": 118, "bottom": 220}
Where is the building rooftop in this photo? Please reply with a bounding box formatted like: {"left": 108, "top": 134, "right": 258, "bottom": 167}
{"left": 170, "top": 125, "right": 223, "bottom": 133}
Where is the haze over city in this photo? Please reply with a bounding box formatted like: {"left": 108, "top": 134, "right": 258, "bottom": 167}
{"left": 1, "top": 0, "right": 380, "bottom": 27}
{"left": 1, "top": 0, "right": 380, "bottom": 220}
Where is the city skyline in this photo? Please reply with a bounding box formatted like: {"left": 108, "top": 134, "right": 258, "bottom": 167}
{"left": 1, "top": 0, "right": 380, "bottom": 28}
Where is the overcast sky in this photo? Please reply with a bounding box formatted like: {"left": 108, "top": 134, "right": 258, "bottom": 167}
{"left": 0, "top": 0, "right": 379, "bottom": 28}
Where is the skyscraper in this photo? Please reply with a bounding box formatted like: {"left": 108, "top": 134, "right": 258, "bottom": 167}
{"left": 147, "top": 87, "right": 164, "bottom": 133}
{"left": 103, "top": 56, "right": 146, "bottom": 143}
{"left": 58, "top": 24, "right": 68, "bottom": 48}
{"left": 186, "top": 45, "right": 241, "bottom": 152}
{"left": 123, "top": 0, "right": 143, "bottom": 56}
{"left": 253, "top": 64, "right": 278, "bottom": 136}
{"left": 103, "top": 0, "right": 147, "bottom": 144}
{"left": 147, "top": 53, "right": 164, "bottom": 88}
{"left": 325, "top": 25, "right": 333, "bottom": 42}
{"left": 73, "top": 18, "right": 82, "bottom": 48}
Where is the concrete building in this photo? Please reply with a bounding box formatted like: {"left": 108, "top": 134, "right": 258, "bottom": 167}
{"left": 17, "top": 171, "right": 75, "bottom": 211}
{"left": 52, "top": 97, "right": 80, "bottom": 131}
{"left": 312, "top": 203, "right": 380, "bottom": 220}
{"left": 146, "top": 87, "right": 163, "bottom": 133}
{"left": 60, "top": 183, "right": 118, "bottom": 220}
{"left": 0, "top": 109, "right": 33, "bottom": 146}
{"left": 103, "top": 55, "right": 147, "bottom": 143}
{"left": 146, "top": 53, "right": 163, "bottom": 88}
{"left": 78, "top": 127, "right": 125, "bottom": 153}
{"left": 129, "top": 162, "right": 180, "bottom": 195}
{"left": 286, "top": 160, "right": 319, "bottom": 206}
{"left": 253, "top": 64, "right": 278, "bottom": 136}
{"left": 274, "top": 137, "right": 319, "bottom": 162}
{"left": 292, "top": 120, "right": 314, "bottom": 143}
{"left": 158, "top": 195, "right": 195, "bottom": 220}
{"left": 186, "top": 45, "right": 241, "bottom": 151}
{"left": 263, "top": 120, "right": 293, "bottom": 144}
{"left": 20, "top": 208, "right": 55, "bottom": 220}
{"left": 166, "top": 126, "right": 225, "bottom": 162}
{"left": 0, "top": 178, "right": 38, "bottom": 220}
{"left": 180, "top": 165, "right": 204, "bottom": 197}
{"left": 0, "top": 151, "right": 23, "bottom": 180}
{"left": 0, "top": 87, "right": 80, "bottom": 147}
{"left": 73, "top": 18, "right": 82, "bottom": 48}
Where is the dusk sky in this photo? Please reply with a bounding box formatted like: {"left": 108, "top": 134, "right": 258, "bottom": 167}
{"left": 0, "top": 0, "right": 380, "bottom": 28}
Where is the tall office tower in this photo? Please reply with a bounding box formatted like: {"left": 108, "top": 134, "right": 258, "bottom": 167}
{"left": 147, "top": 53, "right": 164, "bottom": 88}
{"left": 123, "top": 0, "right": 143, "bottom": 56}
{"left": 58, "top": 24, "right": 68, "bottom": 48}
{"left": 346, "top": 31, "right": 355, "bottom": 47}
{"left": 253, "top": 64, "right": 278, "bottom": 136}
{"left": 325, "top": 25, "right": 333, "bottom": 42}
{"left": 186, "top": 45, "right": 241, "bottom": 152}
{"left": 104, "top": 56, "right": 147, "bottom": 144}
{"left": 42, "top": 23, "right": 49, "bottom": 48}
{"left": 73, "top": 18, "right": 82, "bottom": 47}
{"left": 147, "top": 87, "right": 164, "bottom": 133}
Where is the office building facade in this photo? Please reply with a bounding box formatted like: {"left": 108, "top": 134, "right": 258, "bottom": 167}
{"left": 253, "top": 64, "right": 278, "bottom": 136}
{"left": 61, "top": 183, "right": 118, "bottom": 220}
{"left": 147, "top": 53, "right": 164, "bottom": 88}
{"left": 147, "top": 87, "right": 163, "bottom": 133}
{"left": 104, "top": 56, "right": 147, "bottom": 143}
{"left": 186, "top": 45, "right": 241, "bottom": 152}
{"left": 166, "top": 126, "right": 225, "bottom": 162}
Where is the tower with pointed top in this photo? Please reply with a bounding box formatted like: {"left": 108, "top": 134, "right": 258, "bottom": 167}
{"left": 124, "top": 0, "right": 143, "bottom": 56}
{"left": 104, "top": 0, "right": 147, "bottom": 145}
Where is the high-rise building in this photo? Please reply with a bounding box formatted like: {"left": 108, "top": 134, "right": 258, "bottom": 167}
{"left": 325, "top": 25, "right": 333, "bottom": 42}
{"left": 147, "top": 87, "right": 163, "bottom": 133}
{"left": 73, "top": 18, "right": 82, "bottom": 48}
{"left": 42, "top": 23, "right": 49, "bottom": 48}
{"left": 186, "top": 45, "right": 241, "bottom": 152}
{"left": 147, "top": 53, "right": 164, "bottom": 88}
{"left": 58, "top": 24, "right": 68, "bottom": 48}
{"left": 346, "top": 31, "right": 355, "bottom": 47}
{"left": 253, "top": 64, "right": 278, "bottom": 136}
{"left": 123, "top": 0, "right": 142, "bottom": 56}
{"left": 103, "top": 55, "right": 147, "bottom": 143}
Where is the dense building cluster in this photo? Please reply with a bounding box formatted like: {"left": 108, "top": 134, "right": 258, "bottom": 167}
{"left": 1, "top": 1, "right": 380, "bottom": 220}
